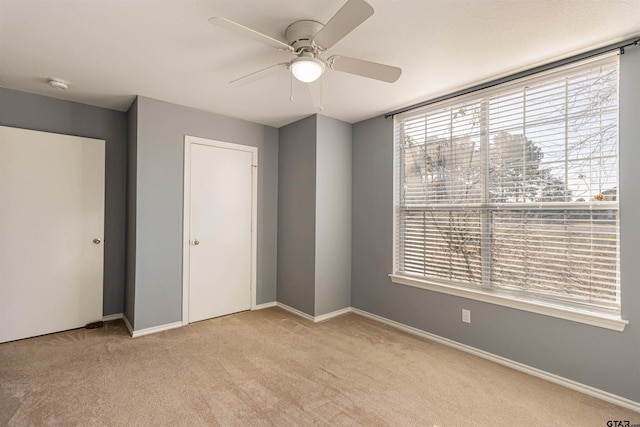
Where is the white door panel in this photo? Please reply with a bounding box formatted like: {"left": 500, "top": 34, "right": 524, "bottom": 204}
{"left": 188, "top": 141, "right": 254, "bottom": 323}
{"left": 0, "top": 126, "right": 105, "bottom": 343}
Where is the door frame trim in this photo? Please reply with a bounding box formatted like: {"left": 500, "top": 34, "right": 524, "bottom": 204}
{"left": 182, "top": 135, "right": 258, "bottom": 325}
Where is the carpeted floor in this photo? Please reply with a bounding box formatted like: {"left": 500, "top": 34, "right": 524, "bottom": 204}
{"left": 0, "top": 307, "right": 637, "bottom": 426}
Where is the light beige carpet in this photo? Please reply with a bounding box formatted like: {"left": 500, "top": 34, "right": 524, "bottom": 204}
{"left": 0, "top": 307, "right": 637, "bottom": 426}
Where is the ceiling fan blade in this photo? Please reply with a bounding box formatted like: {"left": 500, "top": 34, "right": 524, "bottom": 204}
{"left": 312, "top": 0, "right": 374, "bottom": 50}
{"left": 328, "top": 55, "right": 402, "bottom": 83}
{"left": 209, "top": 17, "right": 294, "bottom": 52}
{"left": 229, "top": 62, "right": 289, "bottom": 86}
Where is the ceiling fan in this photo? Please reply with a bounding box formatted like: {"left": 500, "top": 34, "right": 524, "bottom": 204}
{"left": 209, "top": 0, "right": 402, "bottom": 87}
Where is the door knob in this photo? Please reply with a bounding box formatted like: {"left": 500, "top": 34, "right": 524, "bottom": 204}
{"left": 93, "top": 238, "right": 102, "bottom": 244}
{"left": 193, "top": 239, "right": 200, "bottom": 246}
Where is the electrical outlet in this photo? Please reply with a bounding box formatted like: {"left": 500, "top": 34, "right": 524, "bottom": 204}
{"left": 462, "top": 309, "right": 471, "bottom": 323}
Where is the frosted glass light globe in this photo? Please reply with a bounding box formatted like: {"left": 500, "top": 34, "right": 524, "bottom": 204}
{"left": 290, "top": 57, "right": 325, "bottom": 83}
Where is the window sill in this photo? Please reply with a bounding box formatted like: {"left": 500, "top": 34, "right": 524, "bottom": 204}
{"left": 389, "top": 274, "right": 628, "bottom": 332}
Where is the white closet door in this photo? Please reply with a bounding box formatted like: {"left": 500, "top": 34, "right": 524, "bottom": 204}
{"left": 0, "top": 126, "right": 105, "bottom": 343}
{"left": 188, "top": 142, "right": 254, "bottom": 323}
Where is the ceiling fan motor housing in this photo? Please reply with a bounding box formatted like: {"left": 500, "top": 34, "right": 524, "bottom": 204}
{"left": 285, "top": 20, "right": 324, "bottom": 52}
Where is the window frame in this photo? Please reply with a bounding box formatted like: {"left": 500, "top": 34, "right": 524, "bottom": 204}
{"left": 390, "top": 53, "right": 628, "bottom": 331}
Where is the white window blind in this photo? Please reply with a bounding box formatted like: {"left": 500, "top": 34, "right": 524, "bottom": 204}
{"left": 394, "top": 53, "right": 620, "bottom": 317}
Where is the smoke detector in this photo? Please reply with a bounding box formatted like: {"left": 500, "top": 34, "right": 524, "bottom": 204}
{"left": 48, "top": 78, "right": 69, "bottom": 90}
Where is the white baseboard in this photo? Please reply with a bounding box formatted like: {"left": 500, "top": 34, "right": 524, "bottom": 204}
{"left": 120, "top": 314, "right": 182, "bottom": 338}
{"left": 122, "top": 314, "right": 134, "bottom": 336}
{"left": 351, "top": 307, "right": 640, "bottom": 414}
{"left": 276, "top": 302, "right": 315, "bottom": 321}
{"left": 314, "top": 307, "right": 352, "bottom": 323}
{"left": 130, "top": 321, "right": 183, "bottom": 338}
{"left": 275, "top": 302, "right": 352, "bottom": 323}
{"left": 253, "top": 301, "right": 277, "bottom": 310}
{"left": 102, "top": 313, "right": 123, "bottom": 322}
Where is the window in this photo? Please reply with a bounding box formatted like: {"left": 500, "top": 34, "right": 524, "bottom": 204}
{"left": 392, "top": 53, "right": 624, "bottom": 329}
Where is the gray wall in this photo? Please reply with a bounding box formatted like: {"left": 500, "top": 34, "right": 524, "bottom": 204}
{"left": 351, "top": 47, "right": 640, "bottom": 403}
{"left": 127, "top": 96, "right": 278, "bottom": 330}
{"left": 277, "top": 114, "right": 353, "bottom": 317}
{"left": 0, "top": 88, "right": 127, "bottom": 317}
{"left": 277, "top": 115, "right": 317, "bottom": 316}
{"left": 125, "top": 98, "right": 138, "bottom": 324}
{"left": 315, "top": 115, "right": 352, "bottom": 316}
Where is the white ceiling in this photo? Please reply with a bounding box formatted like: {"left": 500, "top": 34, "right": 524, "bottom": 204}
{"left": 1, "top": 0, "right": 639, "bottom": 128}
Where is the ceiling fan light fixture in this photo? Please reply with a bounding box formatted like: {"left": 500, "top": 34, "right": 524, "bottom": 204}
{"left": 290, "top": 57, "right": 325, "bottom": 83}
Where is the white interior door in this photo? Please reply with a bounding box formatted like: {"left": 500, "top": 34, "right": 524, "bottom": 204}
{"left": 0, "top": 126, "right": 105, "bottom": 343}
{"left": 186, "top": 139, "right": 255, "bottom": 323}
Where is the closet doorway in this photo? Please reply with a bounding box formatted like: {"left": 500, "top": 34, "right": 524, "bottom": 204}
{"left": 0, "top": 126, "right": 105, "bottom": 343}
{"left": 182, "top": 136, "right": 257, "bottom": 324}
